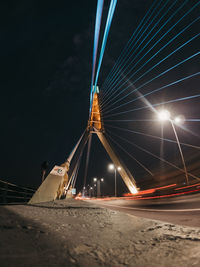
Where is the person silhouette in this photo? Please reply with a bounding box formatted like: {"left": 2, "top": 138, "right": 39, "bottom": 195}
{"left": 41, "top": 161, "right": 48, "bottom": 183}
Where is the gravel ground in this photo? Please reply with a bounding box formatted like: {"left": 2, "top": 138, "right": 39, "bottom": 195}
{"left": 0, "top": 199, "right": 200, "bottom": 267}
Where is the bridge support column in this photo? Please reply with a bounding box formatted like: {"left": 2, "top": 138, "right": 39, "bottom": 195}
{"left": 96, "top": 131, "right": 138, "bottom": 194}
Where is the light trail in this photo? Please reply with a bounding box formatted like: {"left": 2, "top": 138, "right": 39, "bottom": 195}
{"left": 96, "top": 201, "right": 200, "bottom": 212}
{"left": 175, "top": 183, "right": 200, "bottom": 191}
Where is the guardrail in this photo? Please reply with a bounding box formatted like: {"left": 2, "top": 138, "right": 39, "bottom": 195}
{"left": 0, "top": 179, "right": 35, "bottom": 204}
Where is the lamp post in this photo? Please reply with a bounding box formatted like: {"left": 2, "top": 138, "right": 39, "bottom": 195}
{"left": 157, "top": 110, "right": 189, "bottom": 185}
{"left": 89, "top": 187, "right": 93, "bottom": 198}
{"left": 108, "top": 164, "right": 121, "bottom": 197}
{"left": 93, "top": 177, "right": 104, "bottom": 197}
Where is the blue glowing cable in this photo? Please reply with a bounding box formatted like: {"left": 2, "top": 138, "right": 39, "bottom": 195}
{"left": 103, "top": 0, "right": 173, "bottom": 97}
{"left": 102, "top": 34, "right": 200, "bottom": 111}
{"left": 104, "top": 124, "right": 200, "bottom": 150}
{"left": 102, "top": 0, "right": 196, "bottom": 105}
{"left": 105, "top": 130, "right": 154, "bottom": 176}
{"left": 102, "top": 0, "right": 168, "bottom": 101}
{"left": 102, "top": 12, "right": 200, "bottom": 107}
{"left": 94, "top": 0, "right": 118, "bottom": 91}
{"left": 103, "top": 71, "right": 200, "bottom": 116}
{"left": 105, "top": 129, "right": 200, "bottom": 180}
{"left": 102, "top": 16, "right": 200, "bottom": 107}
{"left": 186, "top": 119, "right": 200, "bottom": 122}
{"left": 102, "top": 0, "right": 200, "bottom": 105}
{"left": 102, "top": 0, "right": 158, "bottom": 91}
{"left": 102, "top": 94, "right": 200, "bottom": 118}
{"left": 89, "top": 0, "right": 104, "bottom": 114}
{"left": 101, "top": 0, "right": 159, "bottom": 93}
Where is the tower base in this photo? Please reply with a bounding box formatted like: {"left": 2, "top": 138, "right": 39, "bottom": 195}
{"left": 28, "top": 165, "right": 67, "bottom": 204}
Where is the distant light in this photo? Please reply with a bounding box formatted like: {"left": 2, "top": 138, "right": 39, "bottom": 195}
{"left": 83, "top": 187, "right": 86, "bottom": 190}
{"left": 174, "top": 115, "right": 185, "bottom": 125}
{"left": 94, "top": 184, "right": 96, "bottom": 187}
{"left": 93, "top": 177, "right": 97, "bottom": 182}
{"left": 90, "top": 187, "right": 93, "bottom": 190}
{"left": 117, "top": 166, "right": 121, "bottom": 171}
{"left": 101, "top": 178, "right": 104, "bottom": 182}
{"left": 108, "top": 163, "right": 115, "bottom": 170}
{"left": 157, "top": 110, "right": 171, "bottom": 121}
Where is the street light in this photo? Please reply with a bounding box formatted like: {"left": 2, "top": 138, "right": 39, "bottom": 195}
{"left": 108, "top": 164, "right": 115, "bottom": 170}
{"left": 89, "top": 187, "right": 94, "bottom": 198}
{"left": 174, "top": 115, "right": 185, "bottom": 125}
{"left": 157, "top": 109, "right": 189, "bottom": 184}
{"left": 93, "top": 177, "right": 104, "bottom": 197}
{"left": 157, "top": 109, "right": 171, "bottom": 121}
{"left": 108, "top": 164, "right": 121, "bottom": 197}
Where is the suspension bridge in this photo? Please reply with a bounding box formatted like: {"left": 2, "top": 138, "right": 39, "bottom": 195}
{"left": 24, "top": 0, "right": 200, "bottom": 204}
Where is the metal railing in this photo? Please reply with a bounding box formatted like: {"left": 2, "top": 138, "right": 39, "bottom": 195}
{"left": 0, "top": 179, "right": 35, "bottom": 204}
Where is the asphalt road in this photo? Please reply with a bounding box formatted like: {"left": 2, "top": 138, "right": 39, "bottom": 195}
{"left": 88, "top": 193, "right": 200, "bottom": 228}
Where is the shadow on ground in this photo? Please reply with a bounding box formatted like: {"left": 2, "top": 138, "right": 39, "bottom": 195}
{"left": 0, "top": 206, "right": 75, "bottom": 267}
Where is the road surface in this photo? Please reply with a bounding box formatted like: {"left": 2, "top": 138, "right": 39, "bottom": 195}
{"left": 88, "top": 192, "right": 200, "bottom": 227}
{"left": 1, "top": 198, "right": 200, "bottom": 267}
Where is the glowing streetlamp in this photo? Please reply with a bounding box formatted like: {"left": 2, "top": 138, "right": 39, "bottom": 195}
{"left": 108, "top": 164, "right": 115, "bottom": 170}
{"left": 89, "top": 186, "right": 94, "bottom": 198}
{"left": 157, "top": 109, "right": 171, "bottom": 121}
{"left": 93, "top": 177, "right": 104, "bottom": 197}
{"left": 157, "top": 110, "right": 189, "bottom": 184}
{"left": 108, "top": 164, "right": 121, "bottom": 197}
{"left": 174, "top": 115, "right": 185, "bottom": 125}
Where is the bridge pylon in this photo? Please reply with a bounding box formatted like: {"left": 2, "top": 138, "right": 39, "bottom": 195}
{"left": 88, "top": 86, "right": 138, "bottom": 194}
{"left": 28, "top": 86, "right": 138, "bottom": 204}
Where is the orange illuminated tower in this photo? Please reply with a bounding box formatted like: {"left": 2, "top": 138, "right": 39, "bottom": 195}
{"left": 88, "top": 86, "right": 138, "bottom": 195}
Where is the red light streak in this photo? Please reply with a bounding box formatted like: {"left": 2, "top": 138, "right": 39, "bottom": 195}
{"left": 127, "top": 188, "right": 200, "bottom": 200}
{"left": 123, "top": 184, "right": 177, "bottom": 197}
{"left": 175, "top": 183, "right": 200, "bottom": 191}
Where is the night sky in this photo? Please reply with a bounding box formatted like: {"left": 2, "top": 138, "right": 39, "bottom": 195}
{"left": 1, "top": 0, "right": 200, "bottom": 195}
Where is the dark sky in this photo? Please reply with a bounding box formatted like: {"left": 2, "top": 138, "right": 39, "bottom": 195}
{"left": 1, "top": 0, "right": 200, "bottom": 195}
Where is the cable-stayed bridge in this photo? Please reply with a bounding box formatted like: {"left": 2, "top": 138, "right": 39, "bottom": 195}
{"left": 26, "top": 0, "right": 200, "bottom": 204}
